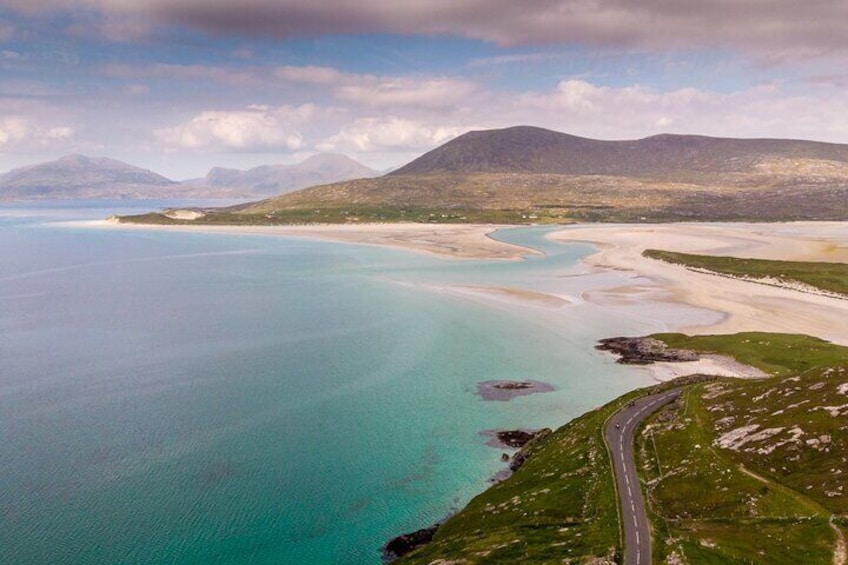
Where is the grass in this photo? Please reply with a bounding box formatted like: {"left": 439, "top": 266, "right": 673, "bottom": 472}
{"left": 637, "top": 333, "right": 848, "bottom": 563}
{"left": 643, "top": 249, "right": 848, "bottom": 297}
{"left": 396, "top": 391, "right": 636, "bottom": 564}
{"left": 396, "top": 333, "right": 848, "bottom": 564}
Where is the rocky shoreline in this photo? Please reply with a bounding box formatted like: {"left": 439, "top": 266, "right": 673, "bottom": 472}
{"left": 596, "top": 336, "right": 700, "bottom": 365}
{"left": 382, "top": 427, "right": 551, "bottom": 561}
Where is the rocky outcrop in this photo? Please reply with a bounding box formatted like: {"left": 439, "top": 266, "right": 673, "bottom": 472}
{"left": 596, "top": 337, "right": 699, "bottom": 365}
{"left": 508, "top": 428, "right": 552, "bottom": 472}
{"left": 382, "top": 524, "right": 439, "bottom": 561}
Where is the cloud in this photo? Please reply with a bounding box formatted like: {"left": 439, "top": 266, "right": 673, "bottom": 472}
{"left": 0, "top": 117, "right": 28, "bottom": 145}
{"left": 22, "top": 1, "right": 845, "bottom": 61}
{"left": 154, "top": 105, "right": 315, "bottom": 150}
{"left": 274, "top": 65, "right": 356, "bottom": 85}
{"left": 45, "top": 126, "right": 74, "bottom": 140}
{"left": 318, "top": 117, "right": 467, "bottom": 152}
{"left": 102, "top": 63, "right": 259, "bottom": 85}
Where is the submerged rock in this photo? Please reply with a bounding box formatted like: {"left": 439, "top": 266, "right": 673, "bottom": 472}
{"left": 476, "top": 379, "right": 556, "bottom": 401}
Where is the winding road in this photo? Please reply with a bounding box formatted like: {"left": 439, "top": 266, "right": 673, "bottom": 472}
{"left": 605, "top": 388, "right": 682, "bottom": 565}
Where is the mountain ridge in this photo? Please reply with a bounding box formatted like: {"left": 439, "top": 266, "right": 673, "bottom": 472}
{"left": 0, "top": 153, "right": 379, "bottom": 200}
{"left": 389, "top": 126, "right": 848, "bottom": 177}
{"left": 215, "top": 125, "right": 848, "bottom": 224}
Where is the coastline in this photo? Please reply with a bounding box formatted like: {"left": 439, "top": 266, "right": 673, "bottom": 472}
{"left": 88, "top": 219, "right": 536, "bottom": 261}
{"left": 87, "top": 218, "right": 848, "bottom": 376}
{"left": 549, "top": 222, "right": 848, "bottom": 347}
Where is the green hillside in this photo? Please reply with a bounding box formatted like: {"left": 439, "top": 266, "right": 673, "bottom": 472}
{"left": 394, "top": 333, "right": 848, "bottom": 564}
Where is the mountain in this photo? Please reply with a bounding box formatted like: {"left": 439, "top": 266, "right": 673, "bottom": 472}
{"left": 206, "top": 126, "right": 848, "bottom": 224}
{"left": 196, "top": 153, "right": 380, "bottom": 197}
{"left": 0, "top": 154, "right": 179, "bottom": 199}
{"left": 389, "top": 126, "right": 848, "bottom": 177}
{"left": 0, "top": 153, "right": 381, "bottom": 201}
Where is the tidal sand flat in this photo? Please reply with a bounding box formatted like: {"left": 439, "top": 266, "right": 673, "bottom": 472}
{"left": 551, "top": 222, "right": 848, "bottom": 346}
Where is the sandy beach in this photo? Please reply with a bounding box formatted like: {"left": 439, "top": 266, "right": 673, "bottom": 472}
{"left": 549, "top": 222, "right": 848, "bottom": 346}
{"left": 96, "top": 220, "right": 533, "bottom": 261}
{"left": 93, "top": 218, "right": 848, "bottom": 378}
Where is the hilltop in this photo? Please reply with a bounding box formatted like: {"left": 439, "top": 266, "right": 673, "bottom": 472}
{"left": 0, "top": 154, "right": 178, "bottom": 200}
{"left": 119, "top": 126, "right": 848, "bottom": 224}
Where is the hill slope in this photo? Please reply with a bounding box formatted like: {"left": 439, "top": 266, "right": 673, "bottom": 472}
{"left": 198, "top": 153, "right": 379, "bottom": 197}
{"left": 0, "top": 154, "right": 178, "bottom": 199}
{"left": 395, "top": 332, "right": 848, "bottom": 564}
{"left": 390, "top": 126, "right": 848, "bottom": 177}
{"left": 219, "top": 126, "right": 848, "bottom": 224}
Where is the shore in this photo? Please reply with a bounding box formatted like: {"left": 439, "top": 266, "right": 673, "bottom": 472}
{"left": 96, "top": 220, "right": 534, "bottom": 260}
{"left": 550, "top": 222, "right": 848, "bottom": 346}
{"left": 93, "top": 218, "right": 848, "bottom": 373}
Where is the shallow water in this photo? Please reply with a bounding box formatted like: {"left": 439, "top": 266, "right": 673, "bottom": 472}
{"left": 1, "top": 201, "right": 668, "bottom": 564}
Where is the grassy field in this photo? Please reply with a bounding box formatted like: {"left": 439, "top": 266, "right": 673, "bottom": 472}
{"left": 640, "top": 333, "right": 848, "bottom": 563}
{"left": 643, "top": 249, "right": 848, "bottom": 297}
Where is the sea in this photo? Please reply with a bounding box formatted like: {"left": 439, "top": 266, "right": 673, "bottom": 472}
{"left": 0, "top": 200, "right": 708, "bottom": 564}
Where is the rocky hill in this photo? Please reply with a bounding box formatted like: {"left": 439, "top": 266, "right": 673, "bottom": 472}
{"left": 209, "top": 126, "right": 848, "bottom": 224}
{"left": 196, "top": 153, "right": 379, "bottom": 197}
{"left": 390, "top": 126, "right": 848, "bottom": 177}
{"left": 0, "top": 154, "right": 179, "bottom": 200}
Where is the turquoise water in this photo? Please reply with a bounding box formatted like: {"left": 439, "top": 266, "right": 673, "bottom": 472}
{"left": 1, "top": 201, "right": 655, "bottom": 564}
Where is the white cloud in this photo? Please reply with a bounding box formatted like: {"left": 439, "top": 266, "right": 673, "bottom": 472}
{"left": 154, "top": 105, "right": 315, "bottom": 150}
{"left": 45, "top": 126, "right": 74, "bottom": 140}
{"left": 274, "top": 65, "right": 357, "bottom": 85}
{"left": 319, "top": 117, "right": 467, "bottom": 152}
{"left": 0, "top": 117, "right": 29, "bottom": 144}
{"left": 336, "top": 77, "right": 480, "bottom": 110}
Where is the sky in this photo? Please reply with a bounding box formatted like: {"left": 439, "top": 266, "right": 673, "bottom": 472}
{"left": 1, "top": 1, "right": 848, "bottom": 180}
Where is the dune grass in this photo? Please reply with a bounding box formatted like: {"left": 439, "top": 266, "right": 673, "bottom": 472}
{"left": 643, "top": 249, "right": 848, "bottom": 297}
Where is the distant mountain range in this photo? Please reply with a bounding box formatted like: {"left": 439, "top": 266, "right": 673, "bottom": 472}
{"left": 191, "top": 153, "right": 380, "bottom": 197}
{"left": 227, "top": 126, "right": 848, "bottom": 223}
{"left": 0, "top": 155, "right": 178, "bottom": 199}
{"left": 0, "top": 153, "right": 380, "bottom": 200}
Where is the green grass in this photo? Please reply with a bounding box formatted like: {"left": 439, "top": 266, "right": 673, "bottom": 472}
{"left": 637, "top": 333, "right": 848, "bottom": 563}
{"left": 396, "top": 391, "right": 638, "bottom": 564}
{"left": 394, "top": 333, "right": 848, "bottom": 563}
{"left": 643, "top": 249, "right": 848, "bottom": 297}
{"left": 651, "top": 332, "right": 848, "bottom": 377}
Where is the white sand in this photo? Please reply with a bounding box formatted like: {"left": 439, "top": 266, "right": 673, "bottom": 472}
{"left": 91, "top": 218, "right": 848, "bottom": 381}
{"left": 95, "top": 220, "right": 533, "bottom": 261}
{"left": 550, "top": 222, "right": 848, "bottom": 346}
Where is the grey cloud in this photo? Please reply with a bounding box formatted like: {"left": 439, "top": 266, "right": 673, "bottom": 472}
{"left": 92, "top": 0, "right": 848, "bottom": 58}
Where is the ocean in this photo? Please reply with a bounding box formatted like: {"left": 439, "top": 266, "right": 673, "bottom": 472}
{"left": 0, "top": 200, "right": 673, "bottom": 564}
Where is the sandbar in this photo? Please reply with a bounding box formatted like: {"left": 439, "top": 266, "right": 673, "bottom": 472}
{"left": 94, "top": 220, "right": 534, "bottom": 261}
{"left": 549, "top": 222, "right": 848, "bottom": 346}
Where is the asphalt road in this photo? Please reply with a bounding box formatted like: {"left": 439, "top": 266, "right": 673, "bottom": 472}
{"left": 605, "top": 388, "right": 682, "bottom": 565}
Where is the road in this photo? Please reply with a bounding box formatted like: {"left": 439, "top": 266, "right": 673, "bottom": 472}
{"left": 605, "top": 388, "right": 682, "bottom": 565}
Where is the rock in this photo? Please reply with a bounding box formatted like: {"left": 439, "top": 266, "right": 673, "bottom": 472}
{"left": 476, "top": 379, "right": 556, "bottom": 401}
{"left": 509, "top": 428, "right": 552, "bottom": 472}
{"left": 596, "top": 337, "right": 700, "bottom": 365}
{"left": 382, "top": 524, "right": 439, "bottom": 561}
